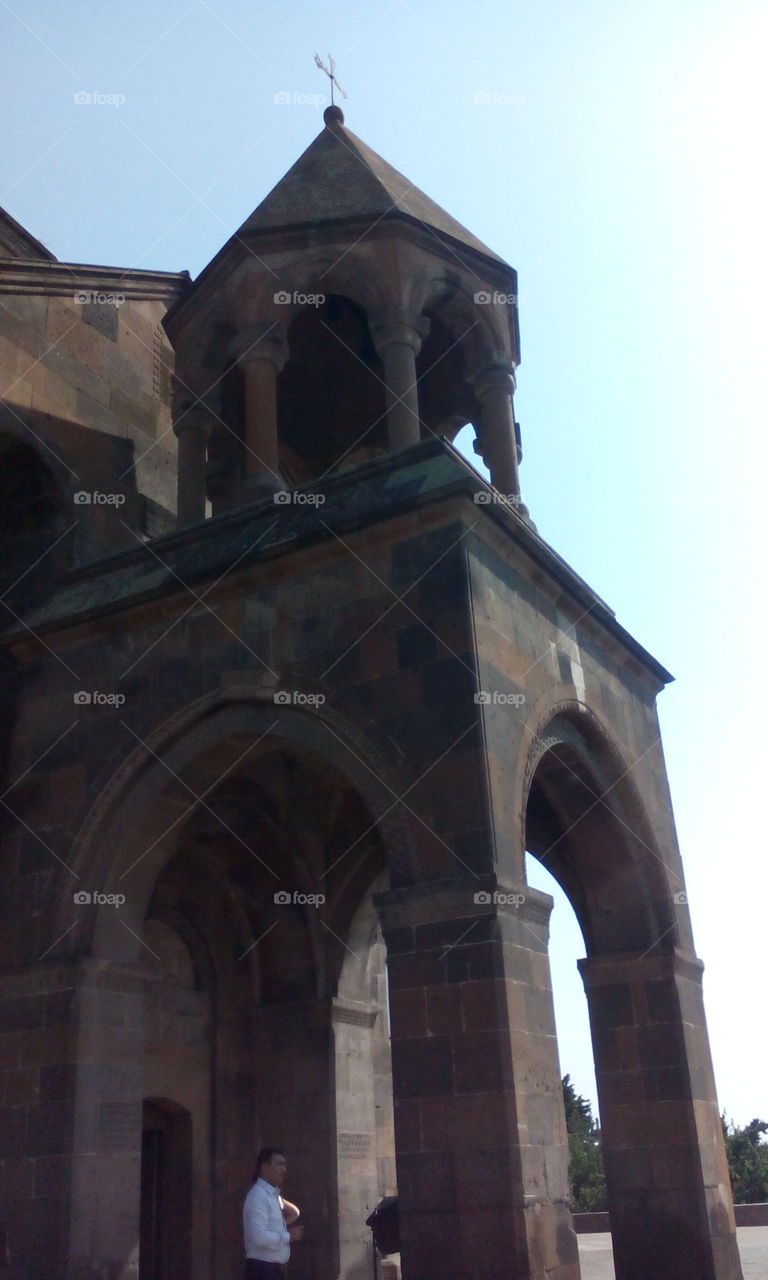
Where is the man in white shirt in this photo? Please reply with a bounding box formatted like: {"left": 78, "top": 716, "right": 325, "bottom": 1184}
{"left": 243, "top": 1147, "right": 304, "bottom": 1279}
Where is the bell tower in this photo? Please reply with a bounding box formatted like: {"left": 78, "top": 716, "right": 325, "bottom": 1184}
{"left": 165, "top": 104, "right": 524, "bottom": 520}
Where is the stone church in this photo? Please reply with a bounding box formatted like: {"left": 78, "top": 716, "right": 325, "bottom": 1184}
{"left": 0, "top": 105, "right": 743, "bottom": 1279}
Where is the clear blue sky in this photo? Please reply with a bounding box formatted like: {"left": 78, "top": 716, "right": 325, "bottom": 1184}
{"left": 3, "top": 0, "right": 766, "bottom": 1125}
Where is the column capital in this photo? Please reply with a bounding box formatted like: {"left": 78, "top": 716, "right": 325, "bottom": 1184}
{"left": 171, "top": 376, "right": 221, "bottom": 427}
{"left": 578, "top": 947, "right": 704, "bottom": 988}
{"left": 229, "top": 327, "right": 289, "bottom": 373}
{"left": 174, "top": 410, "right": 211, "bottom": 440}
{"left": 369, "top": 307, "right": 430, "bottom": 356}
{"left": 172, "top": 391, "right": 220, "bottom": 439}
{"left": 470, "top": 350, "right": 517, "bottom": 400}
{"left": 375, "top": 875, "right": 553, "bottom": 934}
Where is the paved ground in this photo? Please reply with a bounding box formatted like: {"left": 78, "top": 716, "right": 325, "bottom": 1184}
{"left": 577, "top": 1226, "right": 768, "bottom": 1279}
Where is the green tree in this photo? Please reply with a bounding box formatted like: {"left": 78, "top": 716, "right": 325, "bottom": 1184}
{"left": 562, "top": 1075, "right": 607, "bottom": 1212}
{"left": 721, "top": 1115, "right": 768, "bottom": 1203}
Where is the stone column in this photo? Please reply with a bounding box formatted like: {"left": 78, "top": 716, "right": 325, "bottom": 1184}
{"left": 0, "top": 960, "right": 80, "bottom": 1277}
{"left": 332, "top": 997, "right": 380, "bottom": 1279}
{"left": 66, "top": 959, "right": 145, "bottom": 1280}
{"left": 174, "top": 408, "right": 212, "bottom": 527}
{"left": 376, "top": 877, "right": 580, "bottom": 1280}
{"left": 580, "top": 949, "right": 743, "bottom": 1280}
{"left": 230, "top": 329, "right": 288, "bottom": 498}
{"left": 472, "top": 353, "right": 523, "bottom": 506}
{"left": 370, "top": 309, "right": 430, "bottom": 451}
{"left": 172, "top": 379, "right": 218, "bottom": 527}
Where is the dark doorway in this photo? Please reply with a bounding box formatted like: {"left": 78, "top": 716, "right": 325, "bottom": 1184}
{"left": 140, "top": 1100, "right": 193, "bottom": 1280}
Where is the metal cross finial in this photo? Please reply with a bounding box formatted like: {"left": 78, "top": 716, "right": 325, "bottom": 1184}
{"left": 314, "top": 52, "right": 348, "bottom": 105}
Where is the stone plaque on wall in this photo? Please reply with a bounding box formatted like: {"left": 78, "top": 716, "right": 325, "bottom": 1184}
{"left": 339, "top": 1132, "right": 372, "bottom": 1159}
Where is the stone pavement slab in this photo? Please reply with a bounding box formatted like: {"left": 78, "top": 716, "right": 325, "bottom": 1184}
{"left": 577, "top": 1226, "right": 768, "bottom": 1280}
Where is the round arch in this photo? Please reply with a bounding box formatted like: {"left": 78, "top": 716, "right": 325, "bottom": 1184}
{"left": 232, "top": 246, "right": 396, "bottom": 334}
{"left": 408, "top": 268, "right": 511, "bottom": 355}
{"left": 521, "top": 701, "right": 681, "bottom": 956}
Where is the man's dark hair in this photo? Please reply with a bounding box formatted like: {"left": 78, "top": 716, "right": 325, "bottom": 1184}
{"left": 254, "top": 1146, "right": 285, "bottom": 1179}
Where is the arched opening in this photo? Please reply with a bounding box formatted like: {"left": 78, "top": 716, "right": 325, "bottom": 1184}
{"left": 166, "top": 744, "right": 390, "bottom": 1279}
{"left": 415, "top": 308, "right": 478, "bottom": 443}
{"left": 524, "top": 721, "right": 674, "bottom": 956}
{"left": 524, "top": 847, "right": 605, "bottom": 1267}
{"left": 277, "top": 295, "right": 387, "bottom": 480}
{"left": 0, "top": 432, "right": 72, "bottom": 608}
{"left": 526, "top": 851, "right": 599, "bottom": 1120}
{"left": 521, "top": 715, "right": 729, "bottom": 1278}
{"left": 72, "top": 708, "right": 400, "bottom": 1280}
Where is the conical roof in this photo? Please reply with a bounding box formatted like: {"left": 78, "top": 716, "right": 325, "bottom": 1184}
{"left": 236, "top": 109, "right": 507, "bottom": 266}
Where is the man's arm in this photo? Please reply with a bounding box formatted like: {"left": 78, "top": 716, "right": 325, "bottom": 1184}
{"left": 244, "top": 1190, "right": 290, "bottom": 1252}
{"left": 281, "top": 1198, "right": 300, "bottom": 1226}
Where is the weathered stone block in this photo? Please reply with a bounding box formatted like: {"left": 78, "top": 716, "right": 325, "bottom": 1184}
{"left": 391, "top": 1037, "right": 453, "bottom": 1098}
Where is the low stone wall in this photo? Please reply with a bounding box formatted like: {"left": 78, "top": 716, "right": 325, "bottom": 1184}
{"left": 735, "top": 1203, "right": 768, "bottom": 1226}
{"left": 572, "top": 1213, "right": 610, "bottom": 1234}
{"left": 572, "top": 1204, "right": 768, "bottom": 1233}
